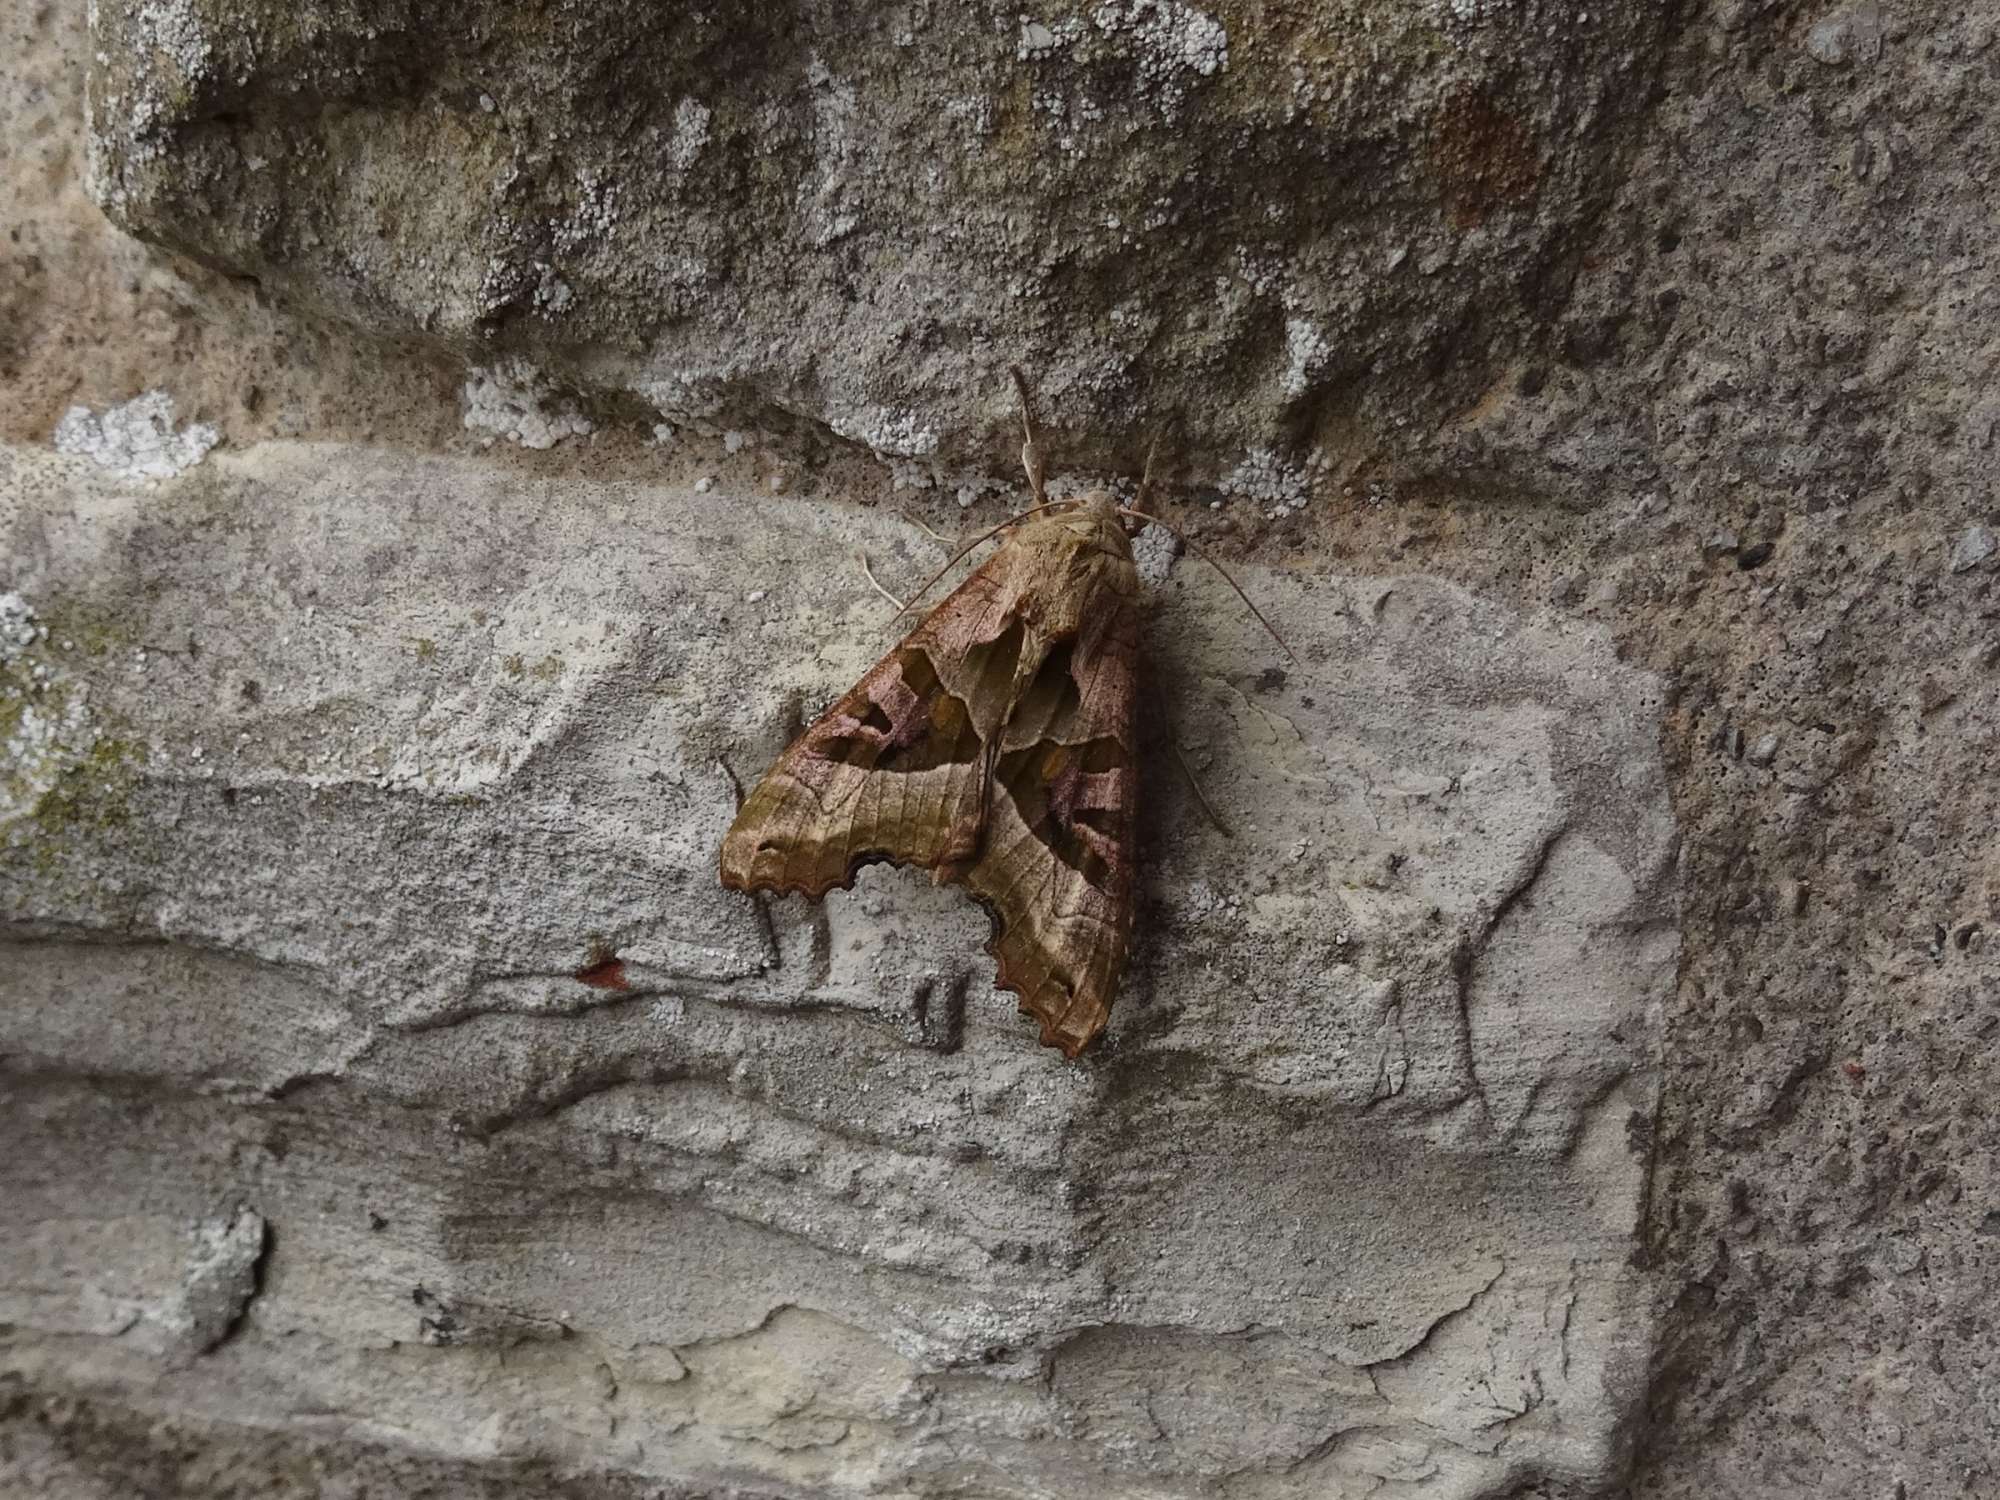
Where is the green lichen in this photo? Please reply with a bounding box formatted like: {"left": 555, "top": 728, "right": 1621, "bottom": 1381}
{"left": 1, "top": 661, "right": 75, "bottom": 816}
{"left": 0, "top": 681, "right": 28, "bottom": 752}
{"left": 13, "top": 729, "right": 146, "bottom": 884}
{"left": 35, "top": 598, "right": 137, "bottom": 661}
{"left": 31, "top": 735, "right": 141, "bottom": 838}
{"left": 1, "top": 596, "right": 148, "bottom": 880}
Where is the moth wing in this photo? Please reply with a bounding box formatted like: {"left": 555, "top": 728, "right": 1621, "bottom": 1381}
{"left": 720, "top": 535, "right": 1140, "bottom": 1059}
{"left": 964, "top": 594, "right": 1140, "bottom": 1057}
{"left": 719, "top": 555, "right": 1030, "bottom": 899}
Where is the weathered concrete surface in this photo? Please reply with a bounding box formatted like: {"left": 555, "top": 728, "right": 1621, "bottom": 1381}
{"left": 1, "top": 442, "right": 1670, "bottom": 1497}
{"left": 8, "top": 0, "right": 2000, "bottom": 1495}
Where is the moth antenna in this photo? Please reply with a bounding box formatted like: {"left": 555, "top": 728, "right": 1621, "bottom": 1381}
{"left": 1134, "top": 425, "right": 1166, "bottom": 515}
{"left": 1118, "top": 506, "right": 1300, "bottom": 664}
{"left": 900, "top": 511, "right": 953, "bottom": 545}
{"left": 856, "top": 550, "right": 909, "bottom": 612}
{"left": 892, "top": 500, "right": 1073, "bottom": 623}
{"left": 1172, "top": 742, "right": 1234, "bottom": 839}
{"left": 1010, "top": 365, "right": 1050, "bottom": 507}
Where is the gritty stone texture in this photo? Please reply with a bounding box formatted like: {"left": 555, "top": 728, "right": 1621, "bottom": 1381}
{"left": 6, "top": 0, "right": 2000, "bottom": 1496}
{"left": 133, "top": 1208, "right": 268, "bottom": 1363}
{"left": 1521, "top": 5, "right": 2000, "bottom": 1495}
{"left": 0, "top": 1, "right": 467, "bottom": 456}
{"left": 80, "top": 0, "right": 1673, "bottom": 474}
{"left": 1, "top": 442, "right": 1670, "bottom": 1498}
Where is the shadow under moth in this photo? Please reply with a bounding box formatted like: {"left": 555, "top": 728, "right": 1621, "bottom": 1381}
{"left": 720, "top": 372, "right": 1285, "bottom": 1058}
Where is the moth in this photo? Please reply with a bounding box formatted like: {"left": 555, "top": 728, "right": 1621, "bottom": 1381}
{"left": 720, "top": 373, "right": 1283, "bottom": 1057}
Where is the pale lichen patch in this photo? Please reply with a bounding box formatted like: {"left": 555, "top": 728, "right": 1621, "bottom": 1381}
{"left": 461, "top": 359, "right": 595, "bottom": 450}
{"left": 1221, "top": 447, "right": 1312, "bottom": 516}
{"left": 52, "top": 391, "right": 220, "bottom": 479}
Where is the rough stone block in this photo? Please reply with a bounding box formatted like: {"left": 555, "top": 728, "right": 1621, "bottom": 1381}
{"left": 80, "top": 0, "right": 1672, "bottom": 470}
{"left": 2, "top": 441, "right": 1673, "bottom": 1496}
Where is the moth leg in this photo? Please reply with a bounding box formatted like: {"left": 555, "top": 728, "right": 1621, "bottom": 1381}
{"left": 1172, "top": 740, "right": 1234, "bottom": 838}
{"left": 977, "top": 734, "right": 1000, "bottom": 844}
{"left": 1010, "top": 365, "right": 1049, "bottom": 507}
{"left": 939, "top": 736, "right": 1001, "bottom": 877}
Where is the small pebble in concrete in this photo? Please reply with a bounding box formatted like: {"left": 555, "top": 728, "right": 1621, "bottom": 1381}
{"left": 1949, "top": 524, "right": 1995, "bottom": 574}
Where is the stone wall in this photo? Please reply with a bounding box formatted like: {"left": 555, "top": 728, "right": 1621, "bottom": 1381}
{"left": 4, "top": 2, "right": 1997, "bottom": 1497}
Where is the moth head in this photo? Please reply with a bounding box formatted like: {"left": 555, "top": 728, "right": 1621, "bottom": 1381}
{"left": 1066, "top": 489, "right": 1128, "bottom": 531}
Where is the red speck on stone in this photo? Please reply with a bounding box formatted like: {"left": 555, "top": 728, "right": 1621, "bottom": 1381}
{"left": 575, "top": 957, "right": 629, "bottom": 991}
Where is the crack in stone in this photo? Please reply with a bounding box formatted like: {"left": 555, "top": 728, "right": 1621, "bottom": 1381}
{"left": 1451, "top": 825, "right": 1566, "bottom": 1123}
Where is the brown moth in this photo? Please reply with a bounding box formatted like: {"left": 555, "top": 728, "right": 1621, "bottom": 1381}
{"left": 720, "top": 374, "right": 1142, "bottom": 1057}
